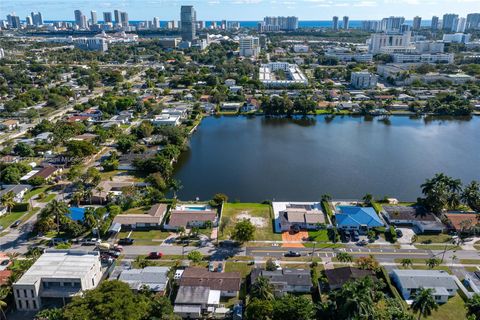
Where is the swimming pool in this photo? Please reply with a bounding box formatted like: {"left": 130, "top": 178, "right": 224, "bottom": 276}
{"left": 69, "top": 207, "right": 85, "bottom": 221}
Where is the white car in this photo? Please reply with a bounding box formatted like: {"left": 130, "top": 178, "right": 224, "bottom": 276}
{"left": 174, "top": 270, "right": 184, "bottom": 280}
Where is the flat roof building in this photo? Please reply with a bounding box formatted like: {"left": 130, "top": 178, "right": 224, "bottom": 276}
{"left": 13, "top": 250, "right": 102, "bottom": 311}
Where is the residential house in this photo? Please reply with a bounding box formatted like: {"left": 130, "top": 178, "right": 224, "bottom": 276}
{"left": 0, "top": 155, "right": 19, "bottom": 163}
{"left": 174, "top": 267, "right": 241, "bottom": 318}
{"left": 22, "top": 166, "right": 61, "bottom": 183}
{"left": 444, "top": 212, "right": 479, "bottom": 234}
{"left": 111, "top": 204, "right": 168, "bottom": 231}
{"left": 276, "top": 202, "right": 327, "bottom": 232}
{"left": 91, "top": 181, "right": 134, "bottom": 204}
{"left": 324, "top": 267, "right": 377, "bottom": 291}
{"left": 250, "top": 268, "right": 312, "bottom": 296}
{"left": 165, "top": 204, "right": 218, "bottom": 230}
{"left": 1, "top": 119, "right": 19, "bottom": 130}
{"left": 220, "top": 102, "right": 242, "bottom": 112}
{"left": 34, "top": 132, "right": 53, "bottom": 143}
{"left": 390, "top": 269, "right": 457, "bottom": 304}
{"left": 0, "top": 184, "right": 31, "bottom": 203}
{"left": 118, "top": 266, "right": 169, "bottom": 294}
{"left": 161, "top": 108, "right": 188, "bottom": 119}
{"left": 13, "top": 249, "right": 103, "bottom": 311}
{"left": 71, "top": 133, "right": 98, "bottom": 142}
{"left": 224, "top": 79, "right": 236, "bottom": 87}
{"left": 151, "top": 114, "right": 181, "bottom": 126}
{"left": 335, "top": 205, "right": 384, "bottom": 233}
{"left": 241, "top": 98, "right": 260, "bottom": 112}
{"left": 382, "top": 205, "right": 444, "bottom": 233}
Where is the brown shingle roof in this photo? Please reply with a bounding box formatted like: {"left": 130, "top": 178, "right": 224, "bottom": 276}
{"left": 383, "top": 206, "right": 436, "bottom": 221}
{"left": 168, "top": 210, "right": 217, "bottom": 228}
{"left": 32, "top": 166, "right": 58, "bottom": 179}
{"left": 445, "top": 213, "right": 479, "bottom": 231}
{"left": 325, "top": 267, "right": 377, "bottom": 289}
{"left": 179, "top": 267, "right": 241, "bottom": 292}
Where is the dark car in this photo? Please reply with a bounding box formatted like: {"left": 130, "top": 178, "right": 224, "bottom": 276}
{"left": 356, "top": 239, "right": 368, "bottom": 246}
{"left": 395, "top": 229, "right": 403, "bottom": 238}
{"left": 118, "top": 238, "right": 134, "bottom": 245}
{"left": 11, "top": 220, "right": 21, "bottom": 228}
{"left": 284, "top": 251, "right": 301, "bottom": 257}
{"left": 147, "top": 252, "right": 163, "bottom": 259}
{"left": 341, "top": 231, "right": 351, "bottom": 242}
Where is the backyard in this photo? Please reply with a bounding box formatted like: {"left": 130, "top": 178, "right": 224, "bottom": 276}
{"left": 117, "top": 230, "right": 172, "bottom": 245}
{"left": 425, "top": 294, "right": 467, "bottom": 320}
{"left": 219, "top": 203, "right": 281, "bottom": 241}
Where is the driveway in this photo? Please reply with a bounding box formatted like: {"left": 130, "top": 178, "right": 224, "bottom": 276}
{"left": 396, "top": 227, "right": 415, "bottom": 244}
{"left": 281, "top": 231, "right": 307, "bottom": 248}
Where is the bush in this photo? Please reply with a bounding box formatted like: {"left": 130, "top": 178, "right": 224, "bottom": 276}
{"left": 12, "top": 202, "right": 30, "bottom": 212}
{"left": 28, "top": 176, "right": 46, "bottom": 186}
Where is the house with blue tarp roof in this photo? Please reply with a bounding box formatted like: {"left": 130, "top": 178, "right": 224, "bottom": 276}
{"left": 335, "top": 206, "right": 384, "bottom": 232}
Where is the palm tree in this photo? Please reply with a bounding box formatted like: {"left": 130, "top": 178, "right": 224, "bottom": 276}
{"left": 0, "top": 286, "right": 10, "bottom": 320}
{"left": 411, "top": 288, "right": 438, "bottom": 320}
{"left": 96, "top": 186, "right": 105, "bottom": 205}
{"left": 43, "top": 200, "right": 70, "bottom": 236}
{"left": 401, "top": 258, "right": 413, "bottom": 268}
{"left": 466, "top": 293, "right": 480, "bottom": 320}
{"left": 462, "top": 181, "right": 480, "bottom": 212}
{"left": 170, "top": 179, "right": 183, "bottom": 199}
{"left": 321, "top": 194, "right": 332, "bottom": 202}
{"left": 1, "top": 191, "right": 15, "bottom": 214}
{"left": 362, "top": 194, "right": 374, "bottom": 206}
{"left": 72, "top": 191, "right": 83, "bottom": 207}
{"left": 411, "top": 234, "right": 418, "bottom": 245}
{"left": 83, "top": 207, "right": 97, "bottom": 230}
{"left": 250, "top": 276, "right": 274, "bottom": 301}
{"left": 425, "top": 258, "right": 440, "bottom": 269}
{"left": 84, "top": 188, "right": 93, "bottom": 205}
{"left": 336, "top": 252, "right": 353, "bottom": 263}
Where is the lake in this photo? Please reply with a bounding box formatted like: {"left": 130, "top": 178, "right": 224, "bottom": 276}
{"left": 174, "top": 115, "right": 480, "bottom": 202}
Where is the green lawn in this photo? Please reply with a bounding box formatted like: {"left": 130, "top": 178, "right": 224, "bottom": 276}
{"left": 416, "top": 234, "right": 453, "bottom": 244}
{"left": 308, "top": 229, "right": 330, "bottom": 242}
{"left": 0, "top": 208, "right": 40, "bottom": 230}
{"left": 414, "top": 244, "right": 461, "bottom": 251}
{"left": 117, "top": 230, "right": 172, "bottom": 245}
{"left": 38, "top": 194, "right": 56, "bottom": 203}
{"left": 24, "top": 186, "right": 49, "bottom": 201}
{"left": 225, "top": 262, "right": 253, "bottom": 277}
{"left": 425, "top": 294, "right": 467, "bottom": 320}
{"left": 219, "top": 203, "right": 281, "bottom": 241}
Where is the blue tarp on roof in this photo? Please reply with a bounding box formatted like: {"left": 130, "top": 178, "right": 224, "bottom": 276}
{"left": 335, "top": 206, "right": 384, "bottom": 228}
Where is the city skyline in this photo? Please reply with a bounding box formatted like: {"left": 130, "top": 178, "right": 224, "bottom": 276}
{"left": 3, "top": 0, "right": 479, "bottom": 21}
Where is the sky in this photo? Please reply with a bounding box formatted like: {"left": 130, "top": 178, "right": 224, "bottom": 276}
{"left": 2, "top": 0, "right": 479, "bottom": 21}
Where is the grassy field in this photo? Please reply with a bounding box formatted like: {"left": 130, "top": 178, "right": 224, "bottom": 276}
{"left": 0, "top": 207, "right": 40, "bottom": 229}
{"left": 38, "top": 194, "right": 56, "bottom": 203}
{"left": 425, "top": 294, "right": 467, "bottom": 320}
{"left": 414, "top": 244, "right": 461, "bottom": 251}
{"left": 219, "top": 203, "right": 281, "bottom": 241}
{"left": 118, "top": 230, "right": 172, "bottom": 245}
{"left": 225, "top": 262, "right": 253, "bottom": 277}
{"left": 416, "top": 234, "right": 453, "bottom": 243}
{"left": 308, "top": 229, "right": 330, "bottom": 242}
{"left": 24, "top": 186, "right": 50, "bottom": 201}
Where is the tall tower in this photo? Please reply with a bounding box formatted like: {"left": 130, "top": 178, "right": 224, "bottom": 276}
{"left": 332, "top": 16, "right": 339, "bottom": 31}
{"left": 343, "top": 16, "right": 349, "bottom": 29}
{"left": 91, "top": 11, "right": 98, "bottom": 25}
{"left": 413, "top": 16, "right": 421, "bottom": 31}
{"left": 181, "top": 5, "right": 197, "bottom": 42}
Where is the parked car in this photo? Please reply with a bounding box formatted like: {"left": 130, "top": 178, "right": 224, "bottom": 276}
{"left": 10, "top": 220, "right": 21, "bottom": 228}
{"left": 395, "top": 229, "right": 403, "bottom": 238}
{"left": 341, "top": 231, "right": 351, "bottom": 243}
{"left": 290, "top": 225, "right": 300, "bottom": 233}
{"left": 284, "top": 251, "right": 301, "bottom": 257}
{"left": 108, "top": 250, "right": 121, "bottom": 258}
{"left": 81, "top": 238, "right": 98, "bottom": 246}
{"left": 118, "top": 238, "right": 134, "bottom": 245}
{"left": 209, "top": 262, "right": 215, "bottom": 272}
{"left": 356, "top": 240, "right": 368, "bottom": 246}
{"left": 217, "top": 263, "right": 224, "bottom": 272}
{"left": 147, "top": 252, "right": 163, "bottom": 259}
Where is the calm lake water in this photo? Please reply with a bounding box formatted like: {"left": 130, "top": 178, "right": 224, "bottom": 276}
{"left": 174, "top": 115, "right": 480, "bottom": 202}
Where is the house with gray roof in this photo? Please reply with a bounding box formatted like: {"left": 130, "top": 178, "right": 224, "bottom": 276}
{"left": 390, "top": 269, "right": 457, "bottom": 304}
{"left": 250, "top": 268, "right": 312, "bottom": 295}
{"left": 382, "top": 205, "right": 444, "bottom": 233}
{"left": 118, "top": 266, "right": 169, "bottom": 294}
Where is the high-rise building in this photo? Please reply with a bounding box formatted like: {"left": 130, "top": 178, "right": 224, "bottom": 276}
{"left": 261, "top": 16, "right": 298, "bottom": 31}
{"left": 114, "top": 10, "right": 120, "bottom": 25}
{"left": 181, "top": 5, "right": 196, "bottom": 42}
{"left": 442, "top": 13, "right": 459, "bottom": 31}
{"left": 431, "top": 16, "right": 439, "bottom": 30}
{"left": 343, "top": 16, "right": 349, "bottom": 29}
{"left": 26, "top": 16, "right": 33, "bottom": 26}
{"left": 368, "top": 31, "right": 412, "bottom": 54}
{"left": 91, "top": 11, "right": 98, "bottom": 25}
{"left": 239, "top": 36, "right": 260, "bottom": 57}
{"left": 74, "top": 10, "right": 86, "bottom": 28}
{"left": 413, "top": 16, "right": 421, "bottom": 31}
{"left": 332, "top": 16, "right": 339, "bottom": 30}
{"left": 382, "top": 16, "right": 405, "bottom": 32}
{"left": 103, "top": 12, "right": 112, "bottom": 23}
{"left": 120, "top": 11, "right": 129, "bottom": 27}
{"left": 31, "top": 11, "right": 43, "bottom": 26}
{"left": 466, "top": 13, "right": 480, "bottom": 30}
{"left": 7, "top": 14, "right": 21, "bottom": 29}
{"left": 350, "top": 71, "right": 377, "bottom": 89}
{"left": 153, "top": 17, "right": 160, "bottom": 29}
{"left": 456, "top": 17, "right": 466, "bottom": 33}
